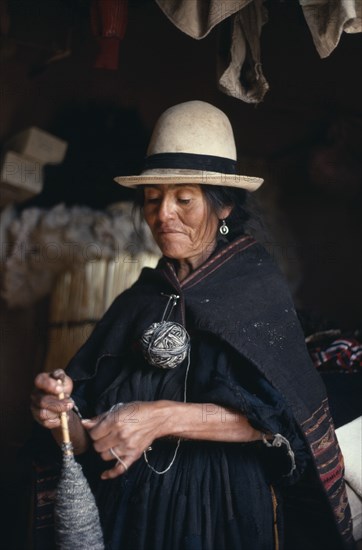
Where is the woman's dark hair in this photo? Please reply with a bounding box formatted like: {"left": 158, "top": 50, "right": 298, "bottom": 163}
{"left": 201, "top": 185, "right": 250, "bottom": 240}
{"left": 133, "top": 184, "right": 261, "bottom": 242}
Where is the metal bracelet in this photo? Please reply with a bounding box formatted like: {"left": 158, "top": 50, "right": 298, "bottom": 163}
{"left": 262, "top": 432, "right": 296, "bottom": 476}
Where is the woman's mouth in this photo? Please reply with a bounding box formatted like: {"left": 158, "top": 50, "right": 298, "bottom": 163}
{"left": 157, "top": 227, "right": 184, "bottom": 235}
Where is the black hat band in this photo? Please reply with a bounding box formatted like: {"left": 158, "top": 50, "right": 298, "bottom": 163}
{"left": 143, "top": 152, "right": 237, "bottom": 174}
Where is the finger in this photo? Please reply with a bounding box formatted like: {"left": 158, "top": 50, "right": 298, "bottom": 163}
{"left": 34, "top": 372, "right": 73, "bottom": 396}
{"left": 99, "top": 446, "right": 126, "bottom": 462}
{"left": 34, "top": 373, "right": 64, "bottom": 395}
{"left": 81, "top": 418, "right": 98, "bottom": 427}
{"left": 90, "top": 431, "right": 117, "bottom": 454}
{"left": 31, "top": 390, "right": 72, "bottom": 407}
{"left": 30, "top": 404, "right": 61, "bottom": 428}
{"left": 30, "top": 404, "right": 57, "bottom": 421}
{"left": 31, "top": 393, "right": 74, "bottom": 414}
{"left": 81, "top": 415, "right": 113, "bottom": 441}
{"left": 100, "top": 459, "right": 129, "bottom": 480}
{"left": 30, "top": 392, "right": 74, "bottom": 430}
{"left": 39, "top": 412, "right": 61, "bottom": 427}
{"left": 99, "top": 448, "right": 116, "bottom": 462}
{"left": 50, "top": 369, "right": 66, "bottom": 384}
{"left": 49, "top": 370, "right": 73, "bottom": 395}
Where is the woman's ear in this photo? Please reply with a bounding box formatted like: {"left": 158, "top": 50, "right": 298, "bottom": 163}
{"left": 219, "top": 206, "right": 233, "bottom": 220}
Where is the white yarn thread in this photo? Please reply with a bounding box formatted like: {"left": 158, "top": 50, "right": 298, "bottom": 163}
{"left": 143, "top": 436, "right": 182, "bottom": 475}
{"left": 109, "top": 448, "right": 128, "bottom": 471}
{"left": 140, "top": 293, "right": 191, "bottom": 474}
{"left": 143, "top": 347, "right": 191, "bottom": 475}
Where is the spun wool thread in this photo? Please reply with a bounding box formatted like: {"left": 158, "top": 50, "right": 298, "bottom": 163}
{"left": 140, "top": 321, "right": 190, "bottom": 369}
{"left": 54, "top": 443, "right": 104, "bottom": 550}
{"left": 140, "top": 293, "right": 191, "bottom": 473}
{"left": 143, "top": 346, "right": 191, "bottom": 475}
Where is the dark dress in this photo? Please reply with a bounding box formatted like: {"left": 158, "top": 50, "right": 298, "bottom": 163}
{"left": 31, "top": 237, "right": 354, "bottom": 549}
{"left": 72, "top": 332, "right": 308, "bottom": 550}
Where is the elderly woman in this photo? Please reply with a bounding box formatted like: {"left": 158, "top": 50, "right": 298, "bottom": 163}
{"left": 31, "top": 101, "right": 355, "bottom": 550}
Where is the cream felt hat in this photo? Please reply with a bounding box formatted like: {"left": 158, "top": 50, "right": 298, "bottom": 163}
{"left": 114, "top": 101, "right": 263, "bottom": 191}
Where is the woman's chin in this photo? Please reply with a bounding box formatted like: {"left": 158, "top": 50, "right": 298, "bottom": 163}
{"left": 160, "top": 248, "right": 186, "bottom": 261}
{"left": 155, "top": 239, "right": 190, "bottom": 260}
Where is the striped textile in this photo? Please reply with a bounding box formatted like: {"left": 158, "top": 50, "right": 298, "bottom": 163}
{"left": 310, "top": 337, "right": 362, "bottom": 372}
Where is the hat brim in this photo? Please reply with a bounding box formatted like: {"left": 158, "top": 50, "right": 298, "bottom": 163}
{"left": 114, "top": 170, "right": 263, "bottom": 192}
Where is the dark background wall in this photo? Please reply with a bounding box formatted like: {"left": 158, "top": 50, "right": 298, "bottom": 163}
{"left": 0, "top": 1, "right": 361, "bottom": 547}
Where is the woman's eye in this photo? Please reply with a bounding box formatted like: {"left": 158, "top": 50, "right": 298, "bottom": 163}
{"left": 178, "top": 198, "right": 191, "bottom": 205}
{"left": 145, "top": 197, "right": 160, "bottom": 204}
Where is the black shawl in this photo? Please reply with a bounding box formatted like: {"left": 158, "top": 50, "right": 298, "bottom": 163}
{"left": 67, "top": 235, "right": 355, "bottom": 548}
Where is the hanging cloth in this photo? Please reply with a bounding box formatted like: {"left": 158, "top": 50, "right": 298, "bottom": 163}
{"left": 299, "top": 0, "right": 362, "bottom": 58}
{"left": 156, "top": 0, "right": 269, "bottom": 104}
{"left": 218, "top": 0, "right": 269, "bottom": 103}
{"left": 90, "top": 0, "right": 128, "bottom": 70}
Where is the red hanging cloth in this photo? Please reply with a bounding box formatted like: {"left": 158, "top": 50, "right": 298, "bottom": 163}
{"left": 90, "top": 0, "right": 128, "bottom": 70}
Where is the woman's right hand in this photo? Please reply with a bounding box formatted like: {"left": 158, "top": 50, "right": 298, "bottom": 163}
{"left": 30, "top": 369, "right": 74, "bottom": 430}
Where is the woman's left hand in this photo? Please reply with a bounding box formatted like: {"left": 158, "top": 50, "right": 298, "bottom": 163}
{"left": 82, "top": 401, "right": 171, "bottom": 479}
{"left": 82, "top": 400, "right": 262, "bottom": 480}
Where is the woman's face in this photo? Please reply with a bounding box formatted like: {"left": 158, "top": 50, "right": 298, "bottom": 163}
{"left": 143, "top": 184, "right": 230, "bottom": 266}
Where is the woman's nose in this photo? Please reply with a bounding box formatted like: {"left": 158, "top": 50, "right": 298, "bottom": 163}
{"left": 158, "top": 197, "right": 175, "bottom": 221}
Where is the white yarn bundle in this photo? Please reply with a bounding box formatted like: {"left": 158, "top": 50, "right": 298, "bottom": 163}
{"left": 140, "top": 321, "right": 190, "bottom": 369}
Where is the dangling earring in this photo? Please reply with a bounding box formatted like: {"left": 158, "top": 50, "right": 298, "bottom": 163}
{"left": 219, "top": 219, "right": 229, "bottom": 235}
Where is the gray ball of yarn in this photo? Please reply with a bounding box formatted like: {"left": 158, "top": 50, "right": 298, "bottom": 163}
{"left": 140, "top": 321, "right": 190, "bottom": 369}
